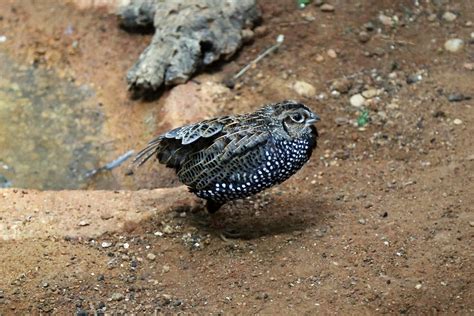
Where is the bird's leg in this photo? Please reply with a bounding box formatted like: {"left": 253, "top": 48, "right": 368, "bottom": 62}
{"left": 206, "top": 200, "right": 241, "bottom": 240}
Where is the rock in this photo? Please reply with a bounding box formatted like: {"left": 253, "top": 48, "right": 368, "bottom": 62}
{"left": 415, "top": 283, "right": 422, "bottom": 290}
{"left": 162, "top": 265, "right": 170, "bottom": 273}
{"left": 444, "top": 39, "right": 464, "bottom": 53}
{"left": 362, "top": 89, "right": 379, "bottom": 99}
{"left": 241, "top": 29, "right": 255, "bottom": 43}
{"left": 427, "top": 14, "right": 437, "bottom": 22}
{"left": 320, "top": 4, "right": 335, "bottom": 12}
{"left": 147, "top": 253, "right": 156, "bottom": 261}
{"left": 378, "top": 14, "right": 394, "bottom": 27}
{"left": 331, "top": 78, "right": 352, "bottom": 94}
{"left": 293, "top": 81, "right": 316, "bottom": 98}
{"left": 358, "top": 31, "right": 370, "bottom": 43}
{"left": 358, "top": 219, "right": 366, "bottom": 225}
{"left": 364, "top": 22, "right": 375, "bottom": 31}
{"left": 464, "top": 63, "right": 474, "bottom": 71}
{"left": 254, "top": 26, "right": 268, "bottom": 37}
{"left": 159, "top": 81, "right": 228, "bottom": 131}
{"left": 316, "top": 54, "right": 325, "bottom": 62}
{"left": 101, "top": 241, "right": 113, "bottom": 248}
{"left": 453, "top": 118, "right": 463, "bottom": 125}
{"left": 110, "top": 293, "right": 124, "bottom": 301}
{"left": 469, "top": 221, "right": 474, "bottom": 227}
{"left": 314, "top": 0, "right": 324, "bottom": 6}
{"left": 350, "top": 94, "right": 366, "bottom": 107}
{"left": 442, "top": 11, "right": 457, "bottom": 22}
{"left": 447, "top": 93, "right": 470, "bottom": 102}
{"left": 121, "top": 0, "right": 261, "bottom": 92}
{"left": 0, "top": 35, "right": 6, "bottom": 43}
{"left": 327, "top": 49, "right": 337, "bottom": 58}
{"left": 406, "top": 74, "right": 422, "bottom": 84}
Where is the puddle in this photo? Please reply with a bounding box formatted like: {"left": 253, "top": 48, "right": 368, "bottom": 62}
{"left": 0, "top": 52, "right": 109, "bottom": 190}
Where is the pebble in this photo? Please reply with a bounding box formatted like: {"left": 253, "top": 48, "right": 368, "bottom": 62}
{"left": 327, "top": 49, "right": 337, "bottom": 58}
{"left": 162, "top": 265, "right": 170, "bottom": 273}
{"left": 0, "top": 35, "right": 6, "bottom": 43}
{"left": 469, "top": 221, "right": 474, "bottom": 227}
{"left": 110, "top": 293, "right": 124, "bottom": 301}
{"left": 316, "top": 54, "right": 325, "bottom": 62}
{"left": 442, "top": 11, "right": 457, "bottom": 22}
{"left": 78, "top": 220, "right": 89, "bottom": 227}
{"left": 406, "top": 74, "right": 422, "bottom": 84}
{"left": 358, "top": 31, "right": 370, "bottom": 43}
{"left": 350, "top": 94, "right": 366, "bottom": 107}
{"left": 101, "top": 241, "right": 112, "bottom": 248}
{"left": 415, "top": 283, "right": 422, "bottom": 290}
{"left": 331, "top": 78, "right": 352, "bottom": 94}
{"left": 427, "top": 14, "right": 437, "bottom": 22}
{"left": 447, "top": 93, "right": 470, "bottom": 102}
{"left": 444, "top": 39, "right": 464, "bottom": 53}
{"left": 378, "top": 14, "right": 394, "bottom": 27}
{"left": 362, "top": 89, "right": 379, "bottom": 99}
{"left": 293, "top": 81, "right": 316, "bottom": 98}
{"left": 241, "top": 29, "right": 254, "bottom": 43}
{"left": 147, "top": 253, "right": 156, "bottom": 261}
{"left": 358, "top": 219, "right": 366, "bottom": 225}
{"left": 453, "top": 118, "right": 463, "bottom": 125}
{"left": 320, "top": 4, "right": 335, "bottom": 12}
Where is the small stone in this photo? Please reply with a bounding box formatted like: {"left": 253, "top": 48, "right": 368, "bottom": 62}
{"left": 162, "top": 225, "right": 174, "bottom": 234}
{"left": 406, "top": 74, "right": 422, "bottom": 84}
{"left": 415, "top": 283, "right": 422, "bottom": 290}
{"left": 241, "top": 29, "right": 254, "bottom": 43}
{"left": 331, "top": 78, "right": 352, "bottom": 94}
{"left": 315, "top": 54, "right": 325, "bottom": 62}
{"left": 362, "top": 89, "right": 379, "bottom": 99}
{"left": 320, "top": 4, "right": 335, "bottom": 12}
{"left": 350, "top": 94, "right": 366, "bottom": 107}
{"left": 427, "top": 14, "right": 437, "bottom": 22}
{"left": 162, "top": 265, "right": 170, "bottom": 273}
{"left": 358, "top": 31, "right": 370, "bottom": 43}
{"left": 101, "top": 241, "right": 112, "bottom": 248}
{"left": 0, "top": 35, "right": 6, "bottom": 43}
{"left": 444, "top": 38, "right": 464, "bottom": 53}
{"left": 254, "top": 26, "right": 268, "bottom": 38}
{"left": 447, "top": 93, "right": 470, "bottom": 102}
{"left": 327, "top": 49, "right": 337, "bottom": 58}
{"left": 453, "top": 119, "right": 463, "bottom": 125}
{"left": 442, "top": 11, "right": 457, "bottom": 22}
{"left": 378, "top": 14, "right": 394, "bottom": 27}
{"left": 314, "top": 0, "right": 324, "bottom": 6}
{"left": 469, "top": 221, "right": 474, "bottom": 227}
{"left": 42, "top": 282, "right": 49, "bottom": 288}
{"left": 147, "top": 253, "right": 156, "bottom": 261}
{"left": 358, "top": 219, "right": 366, "bottom": 225}
{"left": 293, "top": 81, "right": 316, "bottom": 98}
{"left": 78, "top": 220, "right": 89, "bottom": 227}
{"left": 463, "top": 63, "right": 474, "bottom": 71}
{"left": 364, "top": 22, "right": 375, "bottom": 31}
{"left": 123, "top": 243, "right": 129, "bottom": 249}
{"left": 110, "top": 293, "right": 124, "bottom": 301}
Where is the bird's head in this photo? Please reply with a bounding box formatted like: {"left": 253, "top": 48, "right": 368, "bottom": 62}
{"left": 270, "top": 100, "right": 320, "bottom": 138}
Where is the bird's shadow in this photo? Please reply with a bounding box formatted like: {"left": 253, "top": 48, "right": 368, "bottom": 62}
{"left": 184, "top": 195, "right": 332, "bottom": 240}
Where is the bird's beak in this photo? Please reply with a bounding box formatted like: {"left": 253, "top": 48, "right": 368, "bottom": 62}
{"left": 306, "top": 114, "right": 320, "bottom": 125}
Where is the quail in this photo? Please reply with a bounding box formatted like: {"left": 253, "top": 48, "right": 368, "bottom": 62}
{"left": 134, "top": 100, "right": 320, "bottom": 214}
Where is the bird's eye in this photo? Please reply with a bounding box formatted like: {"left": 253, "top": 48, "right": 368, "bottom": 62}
{"left": 290, "top": 113, "right": 305, "bottom": 123}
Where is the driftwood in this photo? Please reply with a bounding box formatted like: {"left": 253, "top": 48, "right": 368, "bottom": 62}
{"left": 119, "top": 0, "right": 260, "bottom": 92}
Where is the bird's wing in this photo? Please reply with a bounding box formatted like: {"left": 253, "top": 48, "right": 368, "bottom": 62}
{"left": 177, "top": 121, "right": 272, "bottom": 190}
{"left": 132, "top": 116, "right": 232, "bottom": 168}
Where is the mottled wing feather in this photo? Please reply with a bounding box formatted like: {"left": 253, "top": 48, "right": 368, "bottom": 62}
{"left": 177, "top": 125, "right": 271, "bottom": 189}
{"left": 133, "top": 116, "right": 230, "bottom": 168}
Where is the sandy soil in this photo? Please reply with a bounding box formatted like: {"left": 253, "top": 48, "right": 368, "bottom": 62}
{"left": 0, "top": 0, "right": 473, "bottom": 314}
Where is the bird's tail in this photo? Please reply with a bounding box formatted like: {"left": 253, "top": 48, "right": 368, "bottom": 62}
{"left": 132, "top": 136, "right": 163, "bottom": 168}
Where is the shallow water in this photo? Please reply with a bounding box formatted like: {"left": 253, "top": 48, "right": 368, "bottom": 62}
{"left": 0, "top": 53, "right": 107, "bottom": 190}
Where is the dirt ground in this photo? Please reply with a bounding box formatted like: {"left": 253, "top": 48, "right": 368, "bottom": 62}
{"left": 0, "top": 0, "right": 473, "bottom": 314}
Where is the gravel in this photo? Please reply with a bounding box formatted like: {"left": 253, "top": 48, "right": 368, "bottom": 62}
{"left": 444, "top": 39, "right": 464, "bottom": 53}
{"left": 350, "top": 94, "right": 366, "bottom": 107}
{"left": 293, "top": 81, "right": 316, "bottom": 98}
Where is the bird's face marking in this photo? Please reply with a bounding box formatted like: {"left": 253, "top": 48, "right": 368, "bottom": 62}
{"left": 276, "top": 102, "right": 320, "bottom": 138}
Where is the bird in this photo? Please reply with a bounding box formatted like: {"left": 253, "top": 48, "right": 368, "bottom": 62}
{"left": 133, "top": 100, "right": 320, "bottom": 215}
